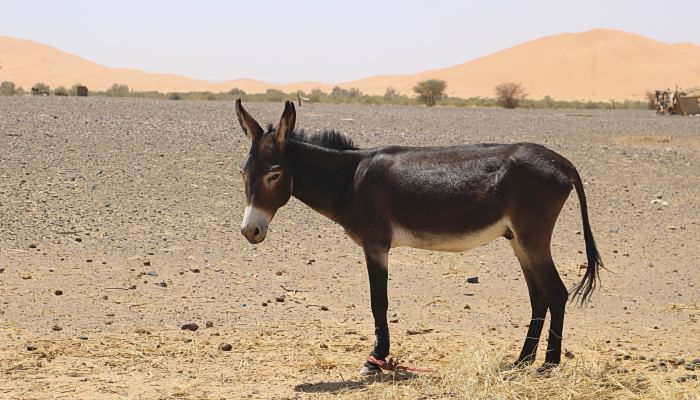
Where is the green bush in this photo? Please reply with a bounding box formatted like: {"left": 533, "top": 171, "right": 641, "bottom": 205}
{"left": 414, "top": 79, "right": 447, "bottom": 107}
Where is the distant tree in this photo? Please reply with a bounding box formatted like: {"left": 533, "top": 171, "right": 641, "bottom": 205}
{"left": 33, "top": 82, "right": 50, "bottom": 95}
{"left": 16, "top": 86, "right": 25, "bottom": 95}
{"left": 228, "top": 88, "right": 246, "bottom": 96}
{"left": 105, "top": 83, "right": 130, "bottom": 97}
{"left": 54, "top": 86, "right": 68, "bottom": 96}
{"left": 384, "top": 87, "right": 399, "bottom": 99}
{"left": 167, "top": 92, "right": 182, "bottom": 100}
{"left": 0, "top": 81, "right": 16, "bottom": 96}
{"left": 413, "top": 79, "right": 447, "bottom": 107}
{"left": 495, "top": 82, "right": 527, "bottom": 109}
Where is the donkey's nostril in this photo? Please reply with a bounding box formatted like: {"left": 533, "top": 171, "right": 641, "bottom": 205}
{"left": 254, "top": 227, "right": 260, "bottom": 237}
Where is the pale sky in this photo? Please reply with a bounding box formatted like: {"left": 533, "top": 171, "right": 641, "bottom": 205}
{"left": 2, "top": 0, "right": 699, "bottom": 83}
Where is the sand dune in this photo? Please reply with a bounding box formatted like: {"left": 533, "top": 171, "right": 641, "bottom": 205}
{"left": 1, "top": 29, "right": 699, "bottom": 100}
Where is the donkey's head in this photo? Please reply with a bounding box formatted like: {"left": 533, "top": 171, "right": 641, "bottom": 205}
{"left": 236, "top": 100, "right": 295, "bottom": 244}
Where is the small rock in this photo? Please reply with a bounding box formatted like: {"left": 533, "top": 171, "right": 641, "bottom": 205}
{"left": 191, "top": 268, "right": 200, "bottom": 273}
{"left": 608, "top": 227, "right": 620, "bottom": 233}
{"left": 0, "top": 268, "right": 4, "bottom": 273}
{"left": 565, "top": 351, "right": 575, "bottom": 359}
{"left": 677, "top": 374, "right": 698, "bottom": 383}
{"left": 183, "top": 338, "right": 193, "bottom": 343}
{"left": 75, "top": 237, "right": 82, "bottom": 242}
{"left": 319, "top": 343, "right": 328, "bottom": 349}
{"left": 181, "top": 323, "right": 199, "bottom": 331}
{"left": 219, "top": 342, "right": 233, "bottom": 351}
{"left": 78, "top": 335, "right": 88, "bottom": 340}
{"left": 464, "top": 304, "right": 471, "bottom": 310}
{"left": 320, "top": 306, "right": 329, "bottom": 311}
{"left": 205, "top": 321, "right": 214, "bottom": 328}
{"left": 52, "top": 325, "right": 62, "bottom": 331}
{"left": 262, "top": 302, "right": 268, "bottom": 307}
{"left": 26, "top": 345, "right": 37, "bottom": 351}
{"left": 86, "top": 259, "right": 92, "bottom": 263}
{"left": 143, "top": 261, "right": 151, "bottom": 266}
{"left": 275, "top": 296, "right": 285, "bottom": 303}
{"left": 54, "top": 290, "right": 63, "bottom": 296}
{"left": 390, "top": 318, "right": 399, "bottom": 323}
{"left": 146, "top": 271, "right": 157, "bottom": 277}
{"left": 467, "top": 277, "right": 479, "bottom": 284}
{"left": 155, "top": 281, "right": 167, "bottom": 288}
{"left": 21, "top": 274, "right": 31, "bottom": 280}
{"left": 672, "top": 357, "right": 685, "bottom": 366}
{"left": 29, "top": 244, "right": 37, "bottom": 249}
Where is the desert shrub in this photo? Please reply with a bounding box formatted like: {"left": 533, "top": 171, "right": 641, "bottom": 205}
{"left": 495, "top": 82, "right": 527, "bottom": 108}
{"left": 384, "top": 87, "right": 399, "bottom": 99}
{"left": 414, "top": 79, "right": 447, "bottom": 107}
{"left": 33, "top": 82, "right": 50, "bottom": 95}
{"left": 105, "top": 83, "right": 130, "bottom": 97}
{"left": 54, "top": 86, "right": 68, "bottom": 96}
{"left": 308, "top": 89, "right": 324, "bottom": 103}
{"left": 167, "top": 92, "right": 182, "bottom": 100}
{"left": 264, "top": 89, "right": 286, "bottom": 102}
{"left": 228, "top": 88, "right": 246, "bottom": 96}
{"left": 0, "top": 81, "right": 16, "bottom": 96}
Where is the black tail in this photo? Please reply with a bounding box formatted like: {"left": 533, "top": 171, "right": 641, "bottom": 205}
{"left": 569, "top": 169, "right": 603, "bottom": 305}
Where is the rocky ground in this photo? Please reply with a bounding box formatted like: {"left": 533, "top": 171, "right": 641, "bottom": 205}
{"left": 0, "top": 97, "right": 698, "bottom": 399}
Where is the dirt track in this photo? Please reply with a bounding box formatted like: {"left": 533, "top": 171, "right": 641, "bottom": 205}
{"left": 1, "top": 97, "right": 698, "bottom": 399}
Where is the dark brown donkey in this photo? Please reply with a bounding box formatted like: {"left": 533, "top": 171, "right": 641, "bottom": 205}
{"left": 235, "top": 100, "right": 602, "bottom": 374}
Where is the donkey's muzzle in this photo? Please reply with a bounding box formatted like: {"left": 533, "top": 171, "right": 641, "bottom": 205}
{"left": 240, "top": 206, "right": 270, "bottom": 244}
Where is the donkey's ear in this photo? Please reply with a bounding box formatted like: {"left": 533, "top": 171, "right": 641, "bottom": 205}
{"left": 235, "top": 99, "right": 264, "bottom": 141}
{"left": 275, "top": 101, "right": 296, "bottom": 149}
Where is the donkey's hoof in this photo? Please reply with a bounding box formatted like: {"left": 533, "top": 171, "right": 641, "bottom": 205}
{"left": 360, "top": 361, "right": 382, "bottom": 376}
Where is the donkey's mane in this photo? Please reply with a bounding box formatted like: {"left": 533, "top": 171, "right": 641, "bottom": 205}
{"left": 266, "top": 123, "right": 359, "bottom": 151}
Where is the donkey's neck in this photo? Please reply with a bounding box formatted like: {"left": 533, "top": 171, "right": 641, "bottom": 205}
{"left": 286, "top": 140, "right": 362, "bottom": 223}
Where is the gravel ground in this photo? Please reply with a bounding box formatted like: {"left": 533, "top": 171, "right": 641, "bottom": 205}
{"left": 0, "top": 97, "right": 698, "bottom": 399}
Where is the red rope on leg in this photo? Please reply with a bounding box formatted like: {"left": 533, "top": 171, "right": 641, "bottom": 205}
{"left": 366, "top": 355, "right": 434, "bottom": 373}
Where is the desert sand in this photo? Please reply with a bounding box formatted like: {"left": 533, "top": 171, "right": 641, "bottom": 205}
{"left": 2, "top": 29, "right": 699, "bottom": 100}
{"left": 0, "top": 97, "right": 698, "bottom": 399}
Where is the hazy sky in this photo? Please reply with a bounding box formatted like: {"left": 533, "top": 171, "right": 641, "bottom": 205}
{"left": 2, "top": 0, "right": 699, "bottom": 83}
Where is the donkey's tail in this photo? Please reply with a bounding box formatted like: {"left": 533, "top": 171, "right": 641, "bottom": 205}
{"left": 568, "top": 168, "right": 603, "bottom": 305}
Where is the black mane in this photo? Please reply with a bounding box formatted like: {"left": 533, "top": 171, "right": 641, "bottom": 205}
{"left": 266, "top": 123, "right": 358, "bottom": 150}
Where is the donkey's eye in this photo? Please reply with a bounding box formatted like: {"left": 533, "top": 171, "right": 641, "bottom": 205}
{"left": 266, "top": 173, "right": 281, "bottom": 184}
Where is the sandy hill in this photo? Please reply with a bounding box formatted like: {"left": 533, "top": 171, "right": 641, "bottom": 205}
{"left": 1, "top": 29, "right": 699, "bottom": 100}
{"left": 343, "top": 29, "right": 700, "bottom": 100}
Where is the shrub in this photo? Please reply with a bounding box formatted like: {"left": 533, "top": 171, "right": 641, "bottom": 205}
{"left": 384, "top": 87, "right": 399, "bottom": 99}
{"left": 167, "top": 92, "right": 182, "bottom": 100}
{"left": 645, "top": 91, "right": 657, "bottom": 110}
{"left": 414, "top": 79, "right": 447, "bottom": 107}
{"left": 0, "top": 81, "right": 16, "bottom": 96}
{"left": 495, "top": 82, "right": 527, "bottom": 109}
{"left": 105, "top": 83, "right": 130, "bottom": 97}
{"left": 264, "top": 89, "right": 286, "bottom": 102}
{"left": 308, "top": 89, "right": 324, "bottom": 103}
{"left": 228, "top": 88, "right": 246, "bottom": 96}
{"left": 54, "top": 86, "right": 68, "bottom": 96}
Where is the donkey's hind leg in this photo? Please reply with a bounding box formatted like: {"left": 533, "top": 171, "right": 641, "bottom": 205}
{"left": 511, "top": 237, "right": 568, "bottom": 370}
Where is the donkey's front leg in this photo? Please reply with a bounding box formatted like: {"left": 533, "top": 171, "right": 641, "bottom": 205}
{"left": 360, "top": 244, "right": 390, "bottom": 375}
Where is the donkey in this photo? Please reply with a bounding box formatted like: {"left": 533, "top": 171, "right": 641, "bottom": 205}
{"left": 235, "top": 100, "right": 602, "bottom": 374}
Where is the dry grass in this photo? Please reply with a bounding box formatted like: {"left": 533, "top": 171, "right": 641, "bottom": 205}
{"left": 324, "top": 340, "right": 699, "bottom": 400}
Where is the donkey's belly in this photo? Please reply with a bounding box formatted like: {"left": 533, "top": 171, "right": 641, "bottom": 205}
{"left": 390, "top": 218, "right": 508, "bottom": 252}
